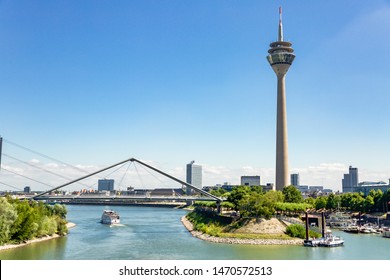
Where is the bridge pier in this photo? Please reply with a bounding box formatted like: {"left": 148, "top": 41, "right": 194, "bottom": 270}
{"left": 216, "top": 201, "right": 221, "bottom": 214}
{"left": 186, "top": 200, "right": 194, "bottom": 207}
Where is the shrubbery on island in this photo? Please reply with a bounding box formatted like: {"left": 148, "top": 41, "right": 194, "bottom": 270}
{"left": 285, "top": 224, "right": 321, "bottom": 239}
{"left": 0, "top": 196, "right": 68, "bottom": 246}
{"left": 187, "top": 185, "right": 390, "bottom": 240}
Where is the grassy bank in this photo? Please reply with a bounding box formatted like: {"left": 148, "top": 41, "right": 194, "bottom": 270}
{"left": 186, "top": 211, "right": 295, "bottom": 240}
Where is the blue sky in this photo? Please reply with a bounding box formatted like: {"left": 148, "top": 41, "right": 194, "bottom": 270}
{"left": 0, "top": 0, "right": 389, "bottom": 191}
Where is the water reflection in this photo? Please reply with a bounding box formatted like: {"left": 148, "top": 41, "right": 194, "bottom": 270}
{"left": 0, "top": 236, "right": 67, "bottom": 260}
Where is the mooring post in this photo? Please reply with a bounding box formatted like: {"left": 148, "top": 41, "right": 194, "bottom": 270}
{"left": 216, "top": 201, "right": 221, "bottom": 214}
{"left": 305, "top": 211, "right": 309, "bottom": 241}
{"left": 321, "top": 212, "right": 325, "bottom": 238}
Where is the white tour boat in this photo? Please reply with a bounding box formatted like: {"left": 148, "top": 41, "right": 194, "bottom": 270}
{"left": 101, "top": 210, "right": 120, "bottom": 225}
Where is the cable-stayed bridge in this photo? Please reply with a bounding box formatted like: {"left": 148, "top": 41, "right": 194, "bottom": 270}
{"left": 0, "top": 137, "right": 224, "bottom": 210}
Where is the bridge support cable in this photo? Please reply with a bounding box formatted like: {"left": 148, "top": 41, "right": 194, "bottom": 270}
{"left": 133, "top": 163, "right": 145, "bottom": 189}
{"left": 0, "top": 136, "right": 3, "bottom": 171}
{"left": 3, "top": 138, "right": 91, "bottom": 175}
{"left": 32, "top": 158, "right": 134, "bottom": 199}
{"left": 117, "top": 161, "right": 133, "bottom": 190}
{"left": 0, "top": 181, "right": 23, "bottom": 191}
{"left": 135, "top": 161, "right": 175, "bottom": 189}
{"left": 2, "top": 153, "right": 93, "bottom": 189}
{"left": 130, "top": 158, "right": 222, "bottom": 202}
{"left": 2, "top": 166, "right": 54, "bottom": 189}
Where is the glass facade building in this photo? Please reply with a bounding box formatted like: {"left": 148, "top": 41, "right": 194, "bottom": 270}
{"left": 186, "top": 161, "right": 202, "bottom": 195}
{"left": 98, "top": 179, "right": 115, "bottom": 191}
{"left": 342, "top": 166, "right": 358, "bottom": 193}
{"left": 290, "top": 173, "right": 300, "bottom": 187}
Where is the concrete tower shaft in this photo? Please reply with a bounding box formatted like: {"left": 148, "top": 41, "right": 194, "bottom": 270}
{"left": 266, "top": 7, "right": 295, "bottom": 191}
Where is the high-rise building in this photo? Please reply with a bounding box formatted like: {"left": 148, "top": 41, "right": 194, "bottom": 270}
{"left": 267, "top": 7, "right": 295, "bottom": 191}
{"left": 241, "top": 176, "right": 261, "bottom": 186}
{"left": 186, "top": 161, "right": 202, "bottom": 195}
{"left": 342, "top": 166, "right": 358, "bottom": 193}
{"left": 98, "top": 179, "right": 115, "bottom": 192}
{"left": 291, "top": 173, "right": 299, "bottom": 187}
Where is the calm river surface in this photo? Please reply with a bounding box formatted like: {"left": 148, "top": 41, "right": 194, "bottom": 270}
{"left": 0, "top": 205, "right": 389, "bottom": 260}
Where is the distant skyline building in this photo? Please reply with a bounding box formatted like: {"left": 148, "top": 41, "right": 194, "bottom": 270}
{"left": 357, "top": 180, "right": 390, "bottom": 196}
{"left": 291, "top": 173, "right": 299, "bottom": 187}
{"left": 241, "top": 176, "right": 261, "bottom": 186}
{"left": 186, "top": 161, "right": 202, "bottom": 195}
{"left": 267, "top": 7, "right": 295, "bottom": 190}
{"left": 342, "top": 166, "right": 358, "bottom": 193}
{"left": 98, "top": 179, "right": 115, "bottom": 192}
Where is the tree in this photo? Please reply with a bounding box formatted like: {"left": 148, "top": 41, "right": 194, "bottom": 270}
{"left": 227, "top": 186, "right": 251, "bottom": 211}
{"left": 368, "top": 189, "right": 384, "bottom": 212}
{"left": 0, "top": 197, "right": 18, "bottom": 245}
{"left": 10, "top": 200, "right": 38, "bottom": 242}
{"left": 210, "top": 188, "right": 227, "bottom": 197}
{"left": 220, "top": 201, "right": 234, "bottom": 211}
{"left": 53, "top": 204, "right": 67, "bottom": 219}
{"left": 364, "top": 196, "right": 375, "bottom": 212}
{"left": 315, "top": 196, "right": 327, "bottom": 210}
{"left": 282, "top": 186, "right": 303, "bottom": 203}
{"left": 275, "top": 202, "right": 312, "bottom": 214}
{"left": 340, "top": 193, "right": 354, "bottom": 210}
{"left": 351, "top": 194, "right": 365, "bottom": 212}
{"left": 326, "top": 193, "right": 341, "bottom": 210}
{"left": 230, "top": 188, "right": 283, "bottom": 219}
{"left": 304, "top": 197, "right": 315, "bottom": 207}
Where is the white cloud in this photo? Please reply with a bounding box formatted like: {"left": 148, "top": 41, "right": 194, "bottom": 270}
{"left": 1, "top": 159, "right": 389, "bottom": 193}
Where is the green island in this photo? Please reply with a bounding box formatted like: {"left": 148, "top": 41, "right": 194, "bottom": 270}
{"left": 0, "top": 196, "right": 68, "bottom": 248}
{"left": 183, "top": 185, "right": 390, "bottom": 244}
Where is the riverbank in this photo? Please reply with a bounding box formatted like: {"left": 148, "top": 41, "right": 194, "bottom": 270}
{"left": 181, "top": 216, "right": 303, "bottom": 245}
{"left": 0, "top": 222, "right": 76, "bottom": 251}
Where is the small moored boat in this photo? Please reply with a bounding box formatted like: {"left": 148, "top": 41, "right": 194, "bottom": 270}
{"left": 383, "top": 228, "right": 390, "bottom": 238}
{"left": 101, "top": 210, "right": 120, "bottom": 225}
{"left": 304, "top": 230, "right": 344, "bottom": 247}
{"left": 320, "top": 234, "right": 344, "bottom": 247}
{"left": 343, "top": 224, "right": 360, "bottom": 234}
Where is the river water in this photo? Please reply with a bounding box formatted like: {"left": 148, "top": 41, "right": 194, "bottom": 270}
{"left": 0, "top": 205, "right": 389, "bottom": 260}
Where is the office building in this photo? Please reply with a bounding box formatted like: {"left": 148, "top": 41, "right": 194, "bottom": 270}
{"left": 342, "top": 166, "right": 358, "bottom": 193}
{"left": 356, "top": 180, "right": 390, "bottom": 196}
{"left": 98, "top": 179, "right": 115, "bottom": 192}
{"left": 186, "top": 161, "right": 202, "bottom": 195}
{"left": 241, "top": 176, "right": 261, "bottom": 186}
{"left": 291, "top": 173, "right": 299, "bottom": 187}
{"left": 297, "top": 185, "right": 309, "bottom": 193}
{"left": 309, "top": 186, "right": 324, "bottom": 192}
{"left": 267, "top": 7, "right": 295, "bottom": 190}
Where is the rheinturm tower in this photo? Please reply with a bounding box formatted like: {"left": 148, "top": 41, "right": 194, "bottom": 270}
{"left": 267, "top": 7, "right": 295, "bottom": 191}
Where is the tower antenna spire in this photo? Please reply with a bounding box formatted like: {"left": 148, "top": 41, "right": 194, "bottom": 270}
{"left": 278, "top": 6, "right": 283, "bottom": 41}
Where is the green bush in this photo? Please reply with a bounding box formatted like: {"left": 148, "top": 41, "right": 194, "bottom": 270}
{"left": 286, "top": 224, "right": 306, "bottom": 239}
{"left": 285, "top": 224, "right": 322, "bottom": 239}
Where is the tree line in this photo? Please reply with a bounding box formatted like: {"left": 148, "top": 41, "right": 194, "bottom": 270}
{"left": 0, "top": 196, "right": 68, "bottom": 246}
{"left": 200, "top": 185, "right": 390, "bottom": 218}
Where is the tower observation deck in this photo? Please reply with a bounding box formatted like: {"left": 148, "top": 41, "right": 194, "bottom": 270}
{"left": 266, "top": 7, "right": 295, "bottom": 190}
